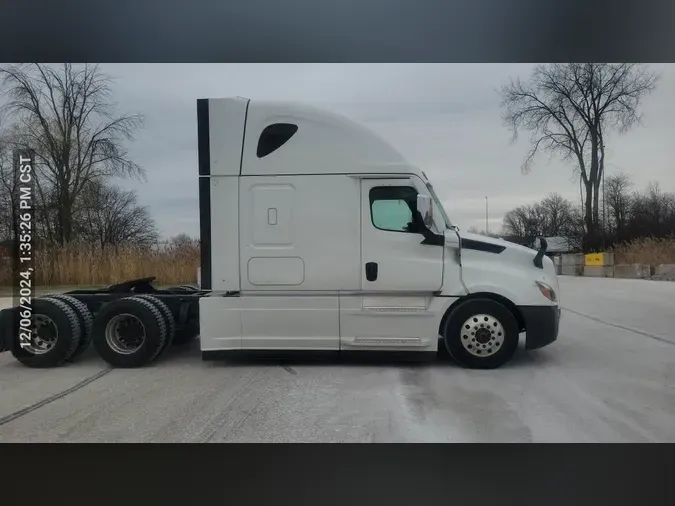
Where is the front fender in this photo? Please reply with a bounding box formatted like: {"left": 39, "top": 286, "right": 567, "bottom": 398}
{"left": 463, "top": 282, "right": 523, "bottom": 306}
{"left": 460, "top": 259, "right": 555, "bottom": 307}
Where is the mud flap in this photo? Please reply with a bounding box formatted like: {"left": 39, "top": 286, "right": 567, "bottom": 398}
{"left": 0, "top": 307, "right": 16, "bottom": 353}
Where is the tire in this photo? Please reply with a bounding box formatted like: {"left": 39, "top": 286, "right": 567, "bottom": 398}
{"left": 442, "top": 298, "right": 519, "bottom": 369}
{"left": 133, "top": 295, "right": 176, "bottom": 353}
{"left": 11, "top": 298, "right": 82, "bottom": 368}
{"left": 44, "top": 294, "right": 93, "bottom": 361}
{"left": 91, "top": 296, "right": 167, "bottom": 368}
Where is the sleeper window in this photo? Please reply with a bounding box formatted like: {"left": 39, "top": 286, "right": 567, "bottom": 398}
{"left": 369, "top": 186, "right": 418, "bottom": 233}
{"left": 257, "top": 123, "right": 298, "bottom": 158}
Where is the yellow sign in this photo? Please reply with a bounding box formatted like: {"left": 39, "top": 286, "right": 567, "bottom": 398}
{"left": 585, "top": 253, "right": 609, "bottom": 266}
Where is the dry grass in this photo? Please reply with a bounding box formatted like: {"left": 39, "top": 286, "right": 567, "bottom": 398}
{"left": 3, "top": 236, "right": 672, "bottom": 289}
{"left": 0, "top": 243, "right": 199, "bottom": 288}
{"left": 612, "top": 237, "right": 675, "bottom": 266}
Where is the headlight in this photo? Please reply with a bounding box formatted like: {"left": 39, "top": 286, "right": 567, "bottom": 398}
{"left": 535, "top": 281, "right": 557, "bottom": 302}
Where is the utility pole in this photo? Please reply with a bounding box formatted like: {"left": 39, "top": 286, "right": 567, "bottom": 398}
{"left": 602, "top": 160, "right": 606, "bottom": 250}
{"left": 485, "top": 196, "right": 488, "bottom": 235}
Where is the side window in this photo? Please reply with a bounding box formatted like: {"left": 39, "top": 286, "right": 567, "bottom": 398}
{"left": 257, "top": 123, "right": 298, "bottom": 158}
{"left": 369, "top": 186, "right": 418, "bottom": 233}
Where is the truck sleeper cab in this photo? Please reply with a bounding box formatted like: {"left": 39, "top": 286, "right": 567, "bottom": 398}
{"left": 197, "top": 97, "right": 560, "bottom": 369}
{"left": 0, "top": 97, "right": 560, "bottom": 370}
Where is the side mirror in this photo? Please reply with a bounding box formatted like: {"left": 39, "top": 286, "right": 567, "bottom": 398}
{"left": 416, "top": 194, "right": 434, "bottom": 228}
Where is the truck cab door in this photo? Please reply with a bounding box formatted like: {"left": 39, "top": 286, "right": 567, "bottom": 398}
{"left": 359, "top": 179, "right": 444, "bottom": 292}
{"left": 338, "top": 177, "right": 445, "bottom": 352}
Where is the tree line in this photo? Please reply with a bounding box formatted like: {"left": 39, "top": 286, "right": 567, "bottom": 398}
{"left": 499, "top": 63, "right": 660, "bottom": 251}
{"left": 500, "top": 176, "right": 675, "bottom": 249}
{"left": 0, "top": 64, "right": 159, "bottom": 252}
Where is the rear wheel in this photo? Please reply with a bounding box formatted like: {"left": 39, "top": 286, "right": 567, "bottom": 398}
{"left": 91, "top": 296, "right": 167, "bottom": 368}
{"left": 442, "top": 298, "right": 519, "bottom": 369}
{"left": 44, "top": 294, "right": 93, "bottom": 361}
{"left": 133, "top": 295, "right": 176, "bottom": 355}
{"left": 11, "top": 298, "right": 82, "bottom": 368}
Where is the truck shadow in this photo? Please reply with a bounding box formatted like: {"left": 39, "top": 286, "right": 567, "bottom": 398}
{"left": 68, "top": 337, "right": 552, "bottom": 371}
{"left": 186, "top": 341, "right": 553, "bottom": 371}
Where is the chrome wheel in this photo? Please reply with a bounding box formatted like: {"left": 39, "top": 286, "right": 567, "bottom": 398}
{"left": 460, "top": 313, "right": 505, "bottom": 357}
{"left": 105, "top": 313, "right": 146, "bottom": 355}
{"left": 26, "top": 314, "right": 58, "bottom": 355}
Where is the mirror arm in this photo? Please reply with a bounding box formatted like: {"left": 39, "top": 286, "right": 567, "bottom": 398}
{"left": 413, "top": 210, "right": 444, "bottom": 246}
{"left": 421, "top": 234, "right": 445, "bottom": 246}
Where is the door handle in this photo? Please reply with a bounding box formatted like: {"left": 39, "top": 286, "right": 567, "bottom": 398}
{"left": 365, "top": 262, "right": 378, "bottom": 282}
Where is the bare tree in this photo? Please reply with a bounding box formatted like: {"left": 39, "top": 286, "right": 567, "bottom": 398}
{"left": 502, "top": 193, "right": 583, "bottom": 241}
{"left": 169, "top": 233, "right": 199, "bottom": 249}
{"left": 0, "top": 64, "right": 144, "bottom": 245}
{"left": 627, "top": 182, "right": 675, "bottom": 240}
{"left": 165, "top": 233, "right": 200, "bottom": 259}
{"left": 75, "top": 181, "right": 158, "bottom": 251}
{"left": 502, "top": 204, "right": 541, "bottom": 241}
{"left": 538, "top": 193, "right": 583, "bottom": 238}
{"left": 500, "top": 64, "right": 659, "bottom": 249}
{"left": 604, "top": 172, "right": 633, "bottom": 241}
{"left": 0, "top": 131, "right": 16, "bottom": 245}
{"left": 501, "top": 209, "right": 528, "bottom": 239}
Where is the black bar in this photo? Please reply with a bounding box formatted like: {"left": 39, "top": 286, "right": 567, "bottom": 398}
{"left": 3, "top": 1, "right": 675, "bottom": 62}
{"left": 461, "top": 238, "right": 506, "bottom": 254}
{"left": 197, "top": 99, "right": 211, "bottom": 177}
{"left": 1, "top": 444, "right": 674, "bottom": 505}
{"left": 197, "top": 99, "right": 212, "bottom": 290}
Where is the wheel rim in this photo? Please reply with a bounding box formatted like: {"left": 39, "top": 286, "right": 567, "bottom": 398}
{"left": 105, "top": 313, "right": 146, "bottom": 355}
{"left": 460, "top": 314, "right": 505, "bottom": 358}
{"left": 26, "top": 314, "right": 58, "bottom": 355}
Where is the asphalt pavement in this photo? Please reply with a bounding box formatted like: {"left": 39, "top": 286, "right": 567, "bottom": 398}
{"left": 0, "top": 276, "right": 673, "bottom": 442}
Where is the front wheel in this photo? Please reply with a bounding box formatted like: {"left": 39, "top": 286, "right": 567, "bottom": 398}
{"left": 442, "top": 298, "right": 519, "bottom": 369}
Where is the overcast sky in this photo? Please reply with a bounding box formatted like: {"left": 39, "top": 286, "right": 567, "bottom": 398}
{"left": 99, "top": 64, "right": 675, "bottom": 239}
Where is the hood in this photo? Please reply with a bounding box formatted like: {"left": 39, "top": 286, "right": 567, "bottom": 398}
{"left": 455, "top": 230, "right": 559, "bottom": 303}
{"left": 457, "top": 230, "right": 555, "bottom": 273}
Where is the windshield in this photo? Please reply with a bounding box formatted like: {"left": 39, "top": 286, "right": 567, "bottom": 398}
{"left": 426, "top": 183, "right": 452, "bottom": 229}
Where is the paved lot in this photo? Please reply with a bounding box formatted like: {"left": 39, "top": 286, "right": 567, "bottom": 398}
{"left": 1, "top": 277, "right": 674, "bottom": 442}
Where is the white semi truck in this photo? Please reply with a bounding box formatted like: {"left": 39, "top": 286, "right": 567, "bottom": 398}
{"left": 0, "top": 97, "right": 560, "bottom": 370}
